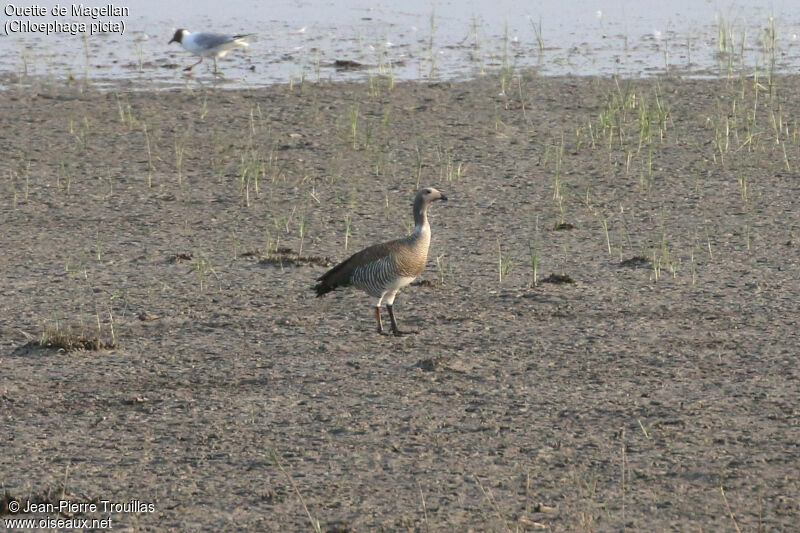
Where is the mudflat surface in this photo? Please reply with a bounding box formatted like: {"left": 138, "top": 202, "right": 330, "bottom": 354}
{"left": 1, "top": 73, "right": 798, "bottom": 531}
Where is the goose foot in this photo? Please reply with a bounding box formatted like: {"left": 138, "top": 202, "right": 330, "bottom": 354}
{"left": 387, "top": 305, "right": 416, "bottom": 337}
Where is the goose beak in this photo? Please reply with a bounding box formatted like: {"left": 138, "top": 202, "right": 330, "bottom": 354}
{"left": 439, "top": 193, "right": 448, "bottom": 202}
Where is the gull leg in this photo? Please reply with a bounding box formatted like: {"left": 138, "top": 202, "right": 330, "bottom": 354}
{"left": 184, "top": 57, "right": 203, "bottom": 71}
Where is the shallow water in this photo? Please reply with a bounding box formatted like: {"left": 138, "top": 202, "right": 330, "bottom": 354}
{"left": 2, "top": 0, "right": 799, "bottom": 88}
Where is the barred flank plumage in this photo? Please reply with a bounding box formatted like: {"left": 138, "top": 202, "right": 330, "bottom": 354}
{"left": 314, "top": 241, "right": 418, "bottom": 297}
{"left": 314, "top": 245, "right": 384, "bottom": 296}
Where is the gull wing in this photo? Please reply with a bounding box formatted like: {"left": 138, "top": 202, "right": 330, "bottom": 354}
{"left": 192, "top": 32, "right": 238, "bottom": 49}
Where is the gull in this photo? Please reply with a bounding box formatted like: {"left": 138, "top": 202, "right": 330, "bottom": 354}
{"left": 168, "top": 29, "right": 253, "bottom": 73}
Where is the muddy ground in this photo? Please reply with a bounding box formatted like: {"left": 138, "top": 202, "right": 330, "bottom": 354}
{"left": 1, "top": 71, "right": 798, "bottom": 531}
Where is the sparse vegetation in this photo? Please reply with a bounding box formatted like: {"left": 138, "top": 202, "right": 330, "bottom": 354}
{"left": 2, "top": 17, "right": 799, "bottom": 532}
{"left": 497, "top": 241, "right": 513, "bottom": 283}
{"left": 27, "top": 321, "right": 116, "bottom": 353}
{"left": 258, "top": 247, "right": 332, "bottom": 268}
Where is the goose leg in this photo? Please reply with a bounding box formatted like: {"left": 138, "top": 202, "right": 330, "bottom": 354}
{"left": 387, "top": 304, "right": 416, "bottom": 336}
{"left": 374, "top": 307, "right": 384, "bottom": 334}
{"left": 184, "top": 57, "right": 203, "bottom": 71}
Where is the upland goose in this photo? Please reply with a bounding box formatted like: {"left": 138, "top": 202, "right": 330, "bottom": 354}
{"left": 168, "top": 29, "right": 253, "bottom": 72}
{"left": 315, "top": 187, "right": 448, "bottom": 336}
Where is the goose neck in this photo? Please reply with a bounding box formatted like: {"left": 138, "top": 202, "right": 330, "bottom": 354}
{"left": 413, "top": 197, "right": 428, "bottom": 228}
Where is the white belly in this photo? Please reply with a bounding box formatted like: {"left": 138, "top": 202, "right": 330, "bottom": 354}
{"left": 387, "top": 276, "right": 416, "bottom": 292}
{"left": 378, "top": 275, "right": 415, "bottom": 306}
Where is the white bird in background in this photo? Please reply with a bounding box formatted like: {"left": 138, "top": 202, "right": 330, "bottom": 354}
{"left": 168, "top": 29, "right": 254, "bottom": 73}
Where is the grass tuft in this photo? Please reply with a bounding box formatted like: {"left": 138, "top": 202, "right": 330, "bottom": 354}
{"left": 541, "top": 273, "right": 575, "bottom": 284}
{"left": 27, "top": 324, "right": 116, "bottom": 353}
{"left": 619, "top": 256, "right": 649, "bottom": 268}
{"left": 259, "top": 247, "right": 333, "bottom": 268}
